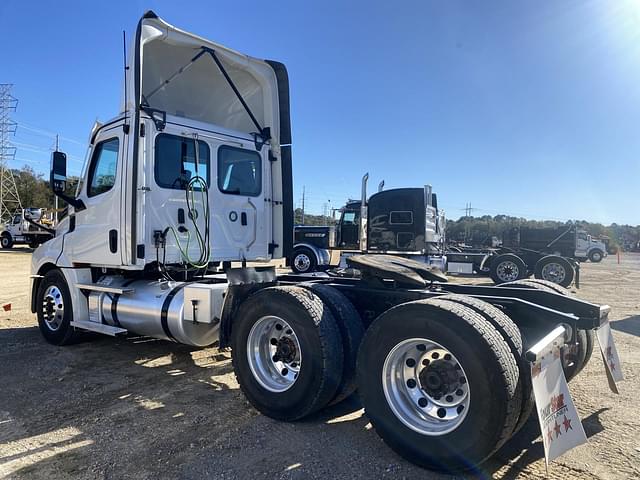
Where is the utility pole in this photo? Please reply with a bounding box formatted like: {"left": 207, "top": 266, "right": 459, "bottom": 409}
{"left": 301, "top": 185, "right": 305, "bottom": 225}
{"left": 0, "top": 84, "right": 22, "bottom": 223}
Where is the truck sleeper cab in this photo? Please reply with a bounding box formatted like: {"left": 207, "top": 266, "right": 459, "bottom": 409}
{"left": 30, "top": 12, "right": 620, "bottom": 474}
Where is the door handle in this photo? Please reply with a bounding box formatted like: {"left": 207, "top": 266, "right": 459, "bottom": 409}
{"left": 241, "top": 212, "right": 247, "bottom": 226}
{"left": 109, "top": 229, "right": 118, "bottom": 253}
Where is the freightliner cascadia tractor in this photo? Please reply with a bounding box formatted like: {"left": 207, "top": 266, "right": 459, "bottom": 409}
{"left": 31, "top": 12, "right": 617, "bottom": 473}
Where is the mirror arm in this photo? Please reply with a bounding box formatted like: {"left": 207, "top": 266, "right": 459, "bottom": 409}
{"left": 54, "top": 191, "right": 86, "bottom": 212}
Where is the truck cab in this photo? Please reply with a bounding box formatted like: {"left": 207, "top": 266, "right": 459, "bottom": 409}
{"left": 575, "top": 230, "right": 607, "bottom": 262}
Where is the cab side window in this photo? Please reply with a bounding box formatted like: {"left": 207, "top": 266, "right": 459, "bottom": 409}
{"left": 218, "top": 146, "right": 262, "bottom": 196}
{"left": 87, "top": 138, "right": 119, "bottom": 197}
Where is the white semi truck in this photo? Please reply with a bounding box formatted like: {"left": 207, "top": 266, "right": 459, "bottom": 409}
{"left": 31, "top": 12, "right": 617, "bottom": 473}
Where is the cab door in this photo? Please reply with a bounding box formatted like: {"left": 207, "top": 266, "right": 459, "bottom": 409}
{"left": 210, "top": 143, "right": 269, "bottom": 261}
{"left": 67, "top": 124, "right": 124, "bottom": 265}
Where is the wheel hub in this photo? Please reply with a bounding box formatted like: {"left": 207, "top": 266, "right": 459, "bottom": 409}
{"left": 497, "top": 261, "right": 519, "bottom": 282}
{"left": 274, "top": 336, "right": 297, "bottom": 363}
{"left": 541, "top": 263, "right": 565, "bottom": 283}
{"left": 247, "top": 316, "right": 302, "bottom": 393}
{"left": 41, "top": 285, "right": 64, "bottom": 331}
{"left": 419, "top": 360, "right": 461, "bottom": 399}
{"left": 294, "top": 254, "right": 311, "bottom": 272}
{"left": 382, "top": 338, "right": 470, "bottom": 436}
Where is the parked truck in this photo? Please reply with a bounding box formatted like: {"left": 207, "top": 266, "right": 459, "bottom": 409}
{"left": 1, "top": 208, "right": 55, "bottom": 249}
{"left": 504, "top": 225, "right": 607, "bottom": 263}
{"left": 31, "top": 12, "right": 617, "bottom": 473}
{"left": 292, "top": 174, "right": 446, "bottom": 273}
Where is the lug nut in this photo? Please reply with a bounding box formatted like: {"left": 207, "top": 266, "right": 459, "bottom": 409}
{"left": 456, "top": 389, "right": 463, "bottom": 396}
{"left": 437, "top": 408, "right": 446, "bottom": 418}
{"left": 418, "top": 397, "right": 428, "bottom": 408}
{"left": 270, "top": 338, "right": 278, "bottom": 345}
{"left": 446, "top": 395, "right": 453, "bottom": 402}
{"left": 422, "top": 359, "right": 430, "bottom": 366}
{"left": 406, "top": 358, "right": 416, "bottom": 368}
{"left": 444, "top": 353, "right": 451, "bottom": 361}
{"left": 406, "top": 379, "right": 417, "bottom": 388}
{"left": 281, "top": 368, "right": 289, "bottom": 376}
{"left": 431, "top": 352, "right": 440, "bottom": 359}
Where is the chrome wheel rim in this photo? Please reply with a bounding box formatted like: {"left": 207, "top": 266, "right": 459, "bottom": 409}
{"left": 541, "top": 263, "right": 566, "bottom": 284}
{"left": 42, "top": 285, "right": 64, "bottom": 331}
{"left": 293, "top": 253, "right": 311, "bottom": 273}
{"left": 1, "top": 237, "right": 9, "bottom": 247}
{"left": 496, "top": 261, "right": 519, "bottom": 282}
{"left": 382, "top": 338, "right": 470, "bottom": 436}
{"left": 247, "top": 316, "right": 301, "bottom": 392}
{"left": 592, "top": 252, "right": 601, "bottom": 261}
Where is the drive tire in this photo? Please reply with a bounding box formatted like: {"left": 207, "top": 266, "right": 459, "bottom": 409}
{"left": 534, "top": 255, "right": 574, "bottom": 287}
{"left": 36, "top": 269, "right": 79, "bottom": 345}
{"left": 489, "top": 253, "right": 527, "bottom": 284}
{"left": 290, "top": 247, "right": 317, "bottom": 274}
{"left": 301, "top": 283, "right": 364, "bottom": 405}
{"left": 357, "top": 300, "right": 520, "bottom": 472}
{"left": 432, "top": 295, "right": 531, "bottom": 435}
{"left": 231, "top": 286, "right": 343, "bottom": 421}
{"left": 588, "top": 249, "right": 604, "bottom": 263}
{"left": 1, "top": 233, "right": 13, "bottom": 249}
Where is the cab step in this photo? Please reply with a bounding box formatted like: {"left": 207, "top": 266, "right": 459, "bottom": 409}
{"left": 75, "top": 283, "right": 135, "bottom": 295}
{"left": 70, "top": 321, "right": 128, "bottom": 336}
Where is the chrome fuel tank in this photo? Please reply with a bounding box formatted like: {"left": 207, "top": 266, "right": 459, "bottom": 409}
{"left": 94, "top": 277, "right": 222, "bottom": 347}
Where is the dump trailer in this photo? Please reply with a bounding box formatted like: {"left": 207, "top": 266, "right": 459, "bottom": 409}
{"left": 291, "top": 175, "right": 446, "bottom": 273}
{"left": 504, "top": 225, "right": 607, "bottom": 263}
{"left": 1, "top": 208, "right": 55, "bottom": 249}
{"left": 31, "top": 12, "right": 620, "bottom": 473}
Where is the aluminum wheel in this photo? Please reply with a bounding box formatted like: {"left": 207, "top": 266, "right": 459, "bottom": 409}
{"left": 42, "top": 285, "right": 64, "bottom": 331}
{"left": 382, "top": 338, "right": 470, "bottom": 436}
{"left": 496, "top": 261, "right": 520, "bottom": 282}
{"left": 293, "top": 253, "right": 311, "bottom": 273}
{"left": 247, "top": 316, "right": 302, "bottom": 393}
{"left": 540, "top": 262, "right": 566, "bottom": 284}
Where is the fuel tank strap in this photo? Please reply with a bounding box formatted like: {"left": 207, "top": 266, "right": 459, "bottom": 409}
{"left": 111, "top": 279, "right": 138, "bottom": 328}
{"left": 161, "top": 284, "right": 186, "bottom": 341}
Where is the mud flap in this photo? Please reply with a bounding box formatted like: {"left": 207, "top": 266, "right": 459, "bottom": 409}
{"left": 596, "top": 319, "right": 623, "bottom": 394}
{"left": 528, "top": 327, "right": 587, "bottom": 466}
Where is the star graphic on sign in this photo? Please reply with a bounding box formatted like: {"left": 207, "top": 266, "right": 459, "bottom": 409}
{"left": 563, "top": 415, "right": 573, "bottom": 432}
{"left": 606, "top": 346, "right": 613, "bottom": 360}
{"left": 554, "top": 420, "right": 562, "bottom": 438}
{"left": 609, "top": 361, "right": 616, "bottom": 372}
{"left": 547, "top": 426, "right": 554, "bottom": 443}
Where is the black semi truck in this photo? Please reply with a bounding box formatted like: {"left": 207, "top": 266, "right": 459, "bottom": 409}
{"left": 291, "top": 175, "right": 445, "bottom": 274}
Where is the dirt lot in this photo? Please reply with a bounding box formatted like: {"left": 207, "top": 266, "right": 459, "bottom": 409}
{"left": 1, "top": 247, "right": 639, "bottom": 479}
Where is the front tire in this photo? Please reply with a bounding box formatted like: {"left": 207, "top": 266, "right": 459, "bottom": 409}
{"left": 588, "top": 249, "right": 604, "bottom": 262}
{"left": 1, "top": 233, "right": 13, "bottom": 249}
{"left": 231, "top": 286, "right": 343, "bottom": 421}
{"left": 357, "top": 300, "right": 520, "bottom": 472}
{"left": 36, "top": 269, "right": 78, "bottom": 345}
{"left": 290, "top": 247, "right": 317, "bottom": 274}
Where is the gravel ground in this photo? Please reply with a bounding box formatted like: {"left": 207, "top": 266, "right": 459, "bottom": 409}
{"left": 0, "top": 247, "right": 638, "bottom": 479}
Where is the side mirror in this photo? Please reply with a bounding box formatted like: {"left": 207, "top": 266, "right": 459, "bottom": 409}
{"left": 50, "top": 151, "right": 67, "bottom": 194}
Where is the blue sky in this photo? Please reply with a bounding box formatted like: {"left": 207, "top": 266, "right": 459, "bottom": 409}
{"left": 1, "top": 0, "right": 639, "bottom": 225}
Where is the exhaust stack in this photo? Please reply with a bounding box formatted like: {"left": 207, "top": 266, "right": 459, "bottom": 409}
{"left": 378, "top": 180, "right": 385, "bottom": 192}
{"left": 360, "top": 173, "right": 369, "bottom": 251}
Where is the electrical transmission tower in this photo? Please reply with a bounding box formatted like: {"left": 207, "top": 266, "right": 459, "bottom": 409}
{"left": 0, "top": 84, "right": 22, "bottom": 222}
